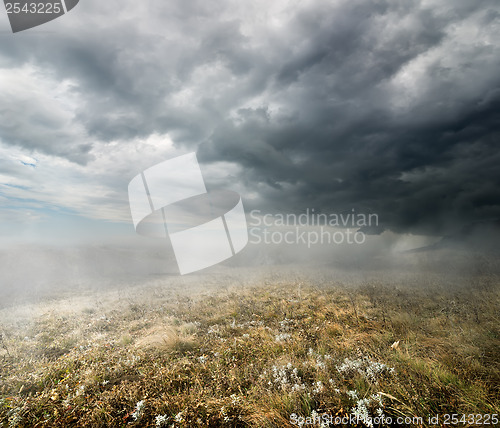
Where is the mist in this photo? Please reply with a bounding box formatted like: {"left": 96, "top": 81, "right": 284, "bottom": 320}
{"left": 2, "top": 217, "right": 499, "bottom": 309}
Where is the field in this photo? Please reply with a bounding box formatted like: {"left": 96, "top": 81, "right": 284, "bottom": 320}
{"left": 0, "top": 265, "right": 499, "bottom": 427}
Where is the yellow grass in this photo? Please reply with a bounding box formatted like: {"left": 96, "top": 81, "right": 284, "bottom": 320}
{"left": 0, "top": 272, "right": 498, "bottom": 427}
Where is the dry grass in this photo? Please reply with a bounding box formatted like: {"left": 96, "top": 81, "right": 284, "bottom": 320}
{"left": 0, "top": 272, "right": 498, "bottom": 427}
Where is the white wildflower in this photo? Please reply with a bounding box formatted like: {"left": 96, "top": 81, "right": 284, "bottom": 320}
{"left": 312, "top": 381, "right": 324, "bottom": 394}
{"left": 336, "top": 357, "right": 395, "bottom": 383}
{"left": 275, "top": 333, "right": 291, "bottom": 342}
{"left": 279, "top": 318, "right": 293, "bottom": 331}
{"left": 352, "top": 399, "right": 373, "bottom": 427}
{"left": 316, "top": 360, "right": 326, "bottom": 370}
{"left": 155, "top": 414, "right": 169, "bottom": 427}
{"left": 267, "top": 363, "right": 306, "bottom": 392}
{"left": 309, "top": 349, "right": 332, "bottom": 370}
{"left": 291, "top": 383, "right": 306, "bottom": 393}
{"left": 221, "top": 406, "right": 230, "bottom": 423}
{"left": 344, "top": 390, "right": 385, "bottom": 426}
{"left": 132, "top": 400, "right": 145, "bottom": 421}
{"left": 347, "top": 390, "right": 359, "bottom": 400}
{"left": 370, "top": 393, "right": 383, "bottom": 407}
{"left": 8, "top": 409, "right": 22, "bottom": 428}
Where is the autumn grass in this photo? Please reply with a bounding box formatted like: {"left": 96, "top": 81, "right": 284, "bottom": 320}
{"left": 0, "top": 272, "right": 498, "bottom": 427}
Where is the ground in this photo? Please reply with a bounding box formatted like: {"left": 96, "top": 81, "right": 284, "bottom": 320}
{"left": 0, "top": 266, "right": 499, "bottom": 427}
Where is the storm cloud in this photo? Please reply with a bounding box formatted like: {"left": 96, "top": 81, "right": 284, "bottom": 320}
{"left": 1, "top": 0, "right": 499, "bottom": 239}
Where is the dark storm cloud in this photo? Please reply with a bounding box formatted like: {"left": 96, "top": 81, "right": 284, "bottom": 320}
{"left": 1, "top": 0, "right": 499, "bottom": 234}
{"left": 199, "top": 0, "right": 500, "bottom": 235}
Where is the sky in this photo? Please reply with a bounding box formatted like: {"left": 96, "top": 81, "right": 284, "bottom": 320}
{"left": 1, "top": 0, "right": 500, "bottom": 246}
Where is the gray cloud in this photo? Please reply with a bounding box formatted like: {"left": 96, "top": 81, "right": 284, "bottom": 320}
{"left": 1, "top": 0, "right": 499, "bottom": 237}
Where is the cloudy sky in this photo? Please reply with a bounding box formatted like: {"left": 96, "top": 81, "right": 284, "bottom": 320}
{"left": 1, "top": 0, "right": 499, "bottom": 245}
